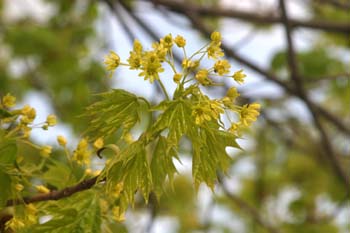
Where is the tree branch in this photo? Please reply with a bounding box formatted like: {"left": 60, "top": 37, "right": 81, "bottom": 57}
{"left": 6, "top": 176, "right": 100, "bottom": 207}
{"left": 149, "top": 0, "right": 350, "bottom": 34}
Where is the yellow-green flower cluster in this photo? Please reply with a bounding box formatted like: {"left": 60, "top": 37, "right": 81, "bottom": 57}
{"left": 192, "top": 98, "right": 224, "bottom": 125}
{"left": 102, "top": 32, "right": 260, "bottom": 132}
{"left": 72, "top": 138, "right": 91, "bottom": 166}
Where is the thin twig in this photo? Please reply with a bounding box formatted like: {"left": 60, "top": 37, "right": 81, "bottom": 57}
{"left": 148, "top": 0, "right": 350, "bottom": 34}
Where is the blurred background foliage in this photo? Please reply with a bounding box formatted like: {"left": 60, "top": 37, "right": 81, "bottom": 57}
{"left": 0, "top": 0, "right": 349, "bottom": 232}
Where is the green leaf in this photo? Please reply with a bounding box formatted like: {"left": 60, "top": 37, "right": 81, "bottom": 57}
{"left": 0, "top": 139, "right": 17, "bottom": 165}
{"left": 106, "top": 140, "right": 152, "bottom": 206}
{"left": 42, "top": 161, "right": 76, "bottom": 189}
{"left": 0, "top": 170, "right": 11, "bottom": 207}
{"left": 84, "top": 89, "right": 142, "bottom": 140}
{"left": 190, "top": 127, "right": 238, "bottom": 190}
{"left": 151, "top": 99, "right": 193, "bottom": 147}
{"left": 27, "top": 190, "right": 101, "bottom": 233}
{"left": 0, "top": 108, "right": 13, "bottom": 119}
{"left": 151, "top": 136, "right": 178, "bottom": 197}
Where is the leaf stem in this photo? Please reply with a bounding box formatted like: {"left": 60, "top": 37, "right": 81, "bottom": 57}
{"left": 157, "top": 79, "right": 170, "bottom": 100}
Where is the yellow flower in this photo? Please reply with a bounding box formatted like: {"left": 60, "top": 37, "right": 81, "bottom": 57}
{"left": 127, "top": 40, "right": 143, "bottom": 69}
{"left": 72, "top": 138, "right": 91, "bottom": 166}
{"left": 195, "top": 69, "right": 212, "bottom": 86}
{"left": 207, "top": 42, "right": 224, "bottom": 59}
{"left": 139, "top": 51, "right": 164, "bottom": 83}
{"left": 210, "top": 31, "right": 222, "bottom": 43}
{"left": 15, "top": 183, "right": 24, "bottom": 191}
{"left": 25, "top": 204, "right": 37, "bottom": 224}
{"left": 239, "top": 103, "right": 260, "bottom": 127}
{"left": 5, "top": 217, "right": 25, "bottom": 231}
{"left": 174, "top": 35, "right": 186, "bottom": 47}
{"left": 46, "top": 114, "right": 57, "bottom": 126}
{"left": 57, "top": 135, "right": 67, "bottom": 146}
{"left": 214, "top": 60, "right": 231, "bottom": 75}
{"left": 226, "top": 87, "right": 240, "bottom": 100}
{"left": 133, "top": 39, "right": 143, "bottom": 53}
{"left": 123, "top": 132, "right": 134, "bottom": 144}
{"left": 112, "top": 206, "right": 126, "bottom": 222}
{"left": 228, "top": 123, "right": 242, "bottom": 134}
{"left": 93, "top": 137, "right": 104, "bottom": 149}
{"left": 104, "top": 51, "right": 120, "bottom": 73}
{"left": 2, "top": 93, "right": 16, "bottom": 108}
{"left": 40, "top": 145, "right": 52, "bottom": 158}
{"left": 192, "top": 105, "right": 212, "bottom": 125}
{"left": 152, "top": 42, "right": 167, "bottom": 61}
{"left": 232, "top": 69, "right": 246, "bottom": 84}
{"left": 22, "top": 126, "right": 32, "bottom": 138}
{"left": 112, "top": 182, "right": 124, "bottom": 198}
{"left": 182, "top": 59, "right": 199, "bottom": 70}
{"left": 160, "top": 34, "right": 173, "bottom": 49}
{"left": 223, "top": 87, "right": 240, "bottom": 107}
{"left": 36, "top": 185, "right": 50, "bottom": 194}
{"left": 173, "top": 73, "right": 182, "bottom": 84}
{"left": 209, "top": 100, "right": 224, "bottom": 119}
{"left": 21, "top": 105, "right": 36, "bottom": 124}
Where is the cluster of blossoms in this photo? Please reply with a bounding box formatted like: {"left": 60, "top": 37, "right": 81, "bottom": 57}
{"left": 104, "top": 31, "right": 260, "bottom": 134}
{"left": 0, "top": 93, "right": 57, "bottom": 139}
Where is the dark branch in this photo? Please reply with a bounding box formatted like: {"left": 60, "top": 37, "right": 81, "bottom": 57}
{"left": 149, "top": 0, "right": 350, "bottom": 34}
{"left": 6, "top": 176, "right": 100, "bottom": 207}
{"left": 279, "top": 0, "right": 349, "bottom": 188}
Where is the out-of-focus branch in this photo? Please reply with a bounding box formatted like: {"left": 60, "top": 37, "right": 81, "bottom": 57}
{"left": 149, "top": 0, "right": 350, "bottom": 34}
{"left": 279, "top": 0, "right": 349, "bottom": 187}
{"left": 218, "top": 176, "right": 282, "bottom": 233}
{"left": 6, "top": 176, "right": 100, "bottom": 207}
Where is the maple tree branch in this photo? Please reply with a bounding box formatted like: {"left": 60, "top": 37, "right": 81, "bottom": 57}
{"left": 149, "top": 0, "right": 350, "bottom": 34}
{"left": 6, "top": 176, "right": 101, "bottom": 207}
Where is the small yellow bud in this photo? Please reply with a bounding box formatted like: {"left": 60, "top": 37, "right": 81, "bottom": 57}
{"left": 214, "top": 60, "right": 231, "bottom": 75}
{"left": 35, "top": 185, "right": 50, "bottom": 194}
{"left": 93, "top": 137, "right": 104, "bottom": 149}
{"left": 226, "top": 87, "right": 240, "bottom": 99}
{"left": 46, "top": 114, "right": 57, "bottom": 126}
{"left": 210, "top": 31, "right": 222, "bottom": 43}
{"left": 57, "top": 135, "right": 67, "bottom": 146}
{"left": 232, "top": 69, "right": 246, "bottom": 84}
{"left": 161, "top": 34, "right": 173, "bottom": 48}
{"left": 112, "top": 206, "right": 126, "bottom": 222}
{"left": 15, "top": 183, "right": 24, "bottom": 191}
{"left": 173, "top": 73, "right": 182, "bottom": 84}
{"left": 174, "top": 35, "right": 186, "bottom": 47}
{"left": 93, "top": 170, "right": 101, "bottom": 176}
{"left": 40, "top": 145, "right": 52, "bottom": 158}
{"left": 85, "top": 168, "right": 92, "bottom": 175}
{"left": 2, "top": 93, "right": 16, "bottom": 108}
{"left": 195, "top": 69, "right": 212, "bottom": 86}
{"left": 104, "top": 51, "right": 120, "bottom": 73}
